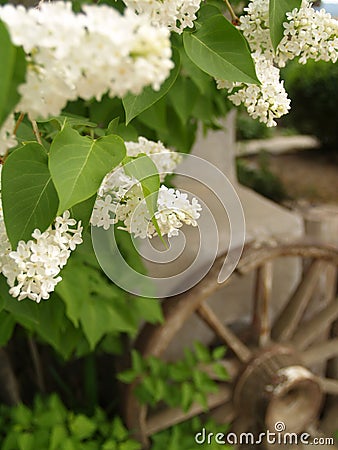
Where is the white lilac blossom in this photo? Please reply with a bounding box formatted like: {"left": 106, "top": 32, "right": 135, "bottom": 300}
{"left": 279, "top": 2, "right": 338, "bottom": 66}
{"left": 217, "top": 53, "right": 291, "bottom": 127}
{"left": 239, "top": 0, "right": 338, "bottom": 66}
{"left": 0, "top": 113, "right": 17, "bottom": 156}
{"left": 123, "top": 0, "right": 202, "bottom": 33}
{"left": 91, "top": 137, "right": 202, "bottom": 238}
{"left": 0, "top": 179, "right": 83, "bottom": 302}
{"left": 218, "top": 0, "right": 338, "bottom": 125}
{"left": 0, "top": 2, "right": 173, "bottom": 120}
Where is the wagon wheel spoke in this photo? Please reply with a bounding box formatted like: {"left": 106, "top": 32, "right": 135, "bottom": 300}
{"left": 317, "top": 377, "right": 338, "bottom": 396}
{"left": 302, "top": 338, "right": 338, "bottom": 366}
{"left": 252, "top": 261, "right": 273, "bottom": 347}
{"left": 197, "top": 302, "right": 252, "bottom": 363}
{"left": 210, "top": 401, "right": 237, "bottom": 425}
{"left": 231, "top": 415, "right": 252, "bottom": 436}
{"left": 272, "top": 259, "right": 324, "bottom": 342}
{"left": 145, "top": 385, "right": 232, "bottom": 436}
{"left": 293, "top": 298, "right": 338, "bottom": 350}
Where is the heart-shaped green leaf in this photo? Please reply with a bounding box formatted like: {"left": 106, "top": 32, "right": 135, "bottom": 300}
{"left": 2, "top": 142, "right": 58, "bottom": 248}
{"left": 49, "top": 127, "right": 126, "bottom": 214}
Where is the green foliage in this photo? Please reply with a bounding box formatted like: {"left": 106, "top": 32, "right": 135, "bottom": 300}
{"left": 269, "top": 0, "right": 302, "bottom": 50}
{"left": 183, "top": 6, "right": 258, "bottom": 84}
{"left": 151, "top": 417, "right": 233, "bottom": 450}
{"left": 0, "top": 395, "right": 141, "bottom": 450}
{"left": 2, "top": 143, "right": 58, "bottom": 247}
{"left": 118, "top": 343, "right": 229, "bottom": 412}
{"left": 0, "top": 233, "right": 163, "bottom": 358}
{"left": 0, "top": 21, "right": 26, "bottom": 127}
{"left": 236, "top": 109, "right": 273, "bottom": 141}
{"left": 237, "top": 152, "right": 288, "bottom": 202}
{"left": 0, "top": 395, "right": 233, "bottom": 450}
{"left": 283, "top": 59, "right": 338, "bottom": 152}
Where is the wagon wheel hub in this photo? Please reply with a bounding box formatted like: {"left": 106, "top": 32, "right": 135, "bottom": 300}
{"left": 234, "top": 345, "right": 323, "bottom": 433}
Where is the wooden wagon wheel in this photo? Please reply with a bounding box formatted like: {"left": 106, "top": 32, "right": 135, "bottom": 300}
{"left": 122, "top": 241, "right": 338, "bottom": 447}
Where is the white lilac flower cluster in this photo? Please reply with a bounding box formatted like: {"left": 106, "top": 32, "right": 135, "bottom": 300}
{"left": 0, "top": 2, "right": 173, "bottom": 120}
{"left": 91, "top": 137, "right": 202, "bottom": 238}
{"left": 240, "top": 0, "right": 338, "bottom": 66}
{"left": 0, "top": 177, "right": 83, "bottom": 302}
{"left": 123, "top": 0, "right": 202, "bottom": 33}
{"left": 217, "top": 53, "right": 291, "bottom": 127}
{"left": 0, "top": 113, "right": 17, "bottom": 157}
{"left": 217, "top": 0, "right": 338, "bottom": 126}
{"left": 279, "top": 3, "right": 338, "bottom": 66}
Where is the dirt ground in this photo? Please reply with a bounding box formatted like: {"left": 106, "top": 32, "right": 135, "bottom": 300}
{"left": 263, "top": 148, "right": 338, "bottom": 204}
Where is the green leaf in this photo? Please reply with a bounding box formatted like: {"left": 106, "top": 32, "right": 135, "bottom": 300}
{"left": 117, "top": 369, "right": 138, "bottom": 384}
{"left": 123, "top": 154, "right": 162, "bottom": 238}
{"left": 129, "top": 297, "right": 163, "bottom": 325}
{"left": 131, "top": 350, "right": 145, "bottom": 373}
{"left": 38, "top": 114, "right": 97, "bottom": 130}
{"left": 147, "top": 356, "right": 165, "bottom": 377}
{"left": 194, "top": 392, "right": 208, "bottom": 411}
{"left": 111, "top": 417, "right": 129, "bottom": 441}
{"left": 181, "top": 382, "right": 194, "bottom": 412}
{"left": 49, "top": 127, "right": 126, "bottom": 214}
{"left": 106, "top": 117, "right": 120, "bottom": 135}
{"left": 115, "top": 123, "right": 139, "bottom": 142}
{"left": 137, "top": 97, "right": 167, "bottom": 134}
{"left": 102, "top": 440, "right": 118, "bottom": 450}
{"left": 212, "top": 363, "right": 230, "bottom": 381}
{"left": 0, "top": 21, "right": 26, "bottom": 127}
{"left": 18, "top": 432, "right": 34, "bottom": 450}
{"left": 194, "top": 342, "right": 211, "bottom": 363}
{"left": 183, "top": 13, "right": 258, "bottom": 84}
{"left": 269, "top": 0, "right": 302, "bottom": 50}
{"left": 123, "top": 48, "right": 180, "bottom": 124}
{"left": 1, "top": 276, "right": 39, "bottom": 328}
{"left": 211, "top": 346, "right": 226, "bottom": 360}
{"left": 56, "top": 263, "right": 137, "bottom": 349}
{"left": 13, "top": 403, "right": 32, "bottom": 427}
{"left": 168, "top": 361, "right": 191, "bottom": 382}
{"left": 69, "top": 415, "right": 96, "bottom": 440}
{"left": 0, "top": 311, "right": 15, "bottom": 346}
{"left": 50, "top": 424, "right": 68, "bottom": 450}
{"left": 70, "top": 195, "right": 96, "bottom": 229}
{"left": 168, "top": 77, "right": 198, "bottom": 125}
{"left": 183, "top": 348, "right": 197, "bottom": 367}
{"left": 119, "top": 441, "right": 141, "bottom": 450}
{"left": 2, "top": 142, "right": 58, "bottom": 248}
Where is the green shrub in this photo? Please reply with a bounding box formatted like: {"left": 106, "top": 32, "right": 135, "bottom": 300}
{"left": 283, "top": 59, "right": 338, "bottom": 152}
{"left": 0, "top": 394, "right": 141, "bottom": 450}
{"left": 236, "top": 108, "right": 273, "bottom": 141}
{"left": 0, "top": 394, "right": 233, "bottom": 450}
{"left": 118, "top": 343, "right": 229, "bottom": 412}
{"left": 237, "top": 152, "right": 288, "bottom": 202}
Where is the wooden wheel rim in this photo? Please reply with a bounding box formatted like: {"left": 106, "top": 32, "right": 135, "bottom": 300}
{"left": 122, "top": 241, "right": 338, "bottom": 446}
